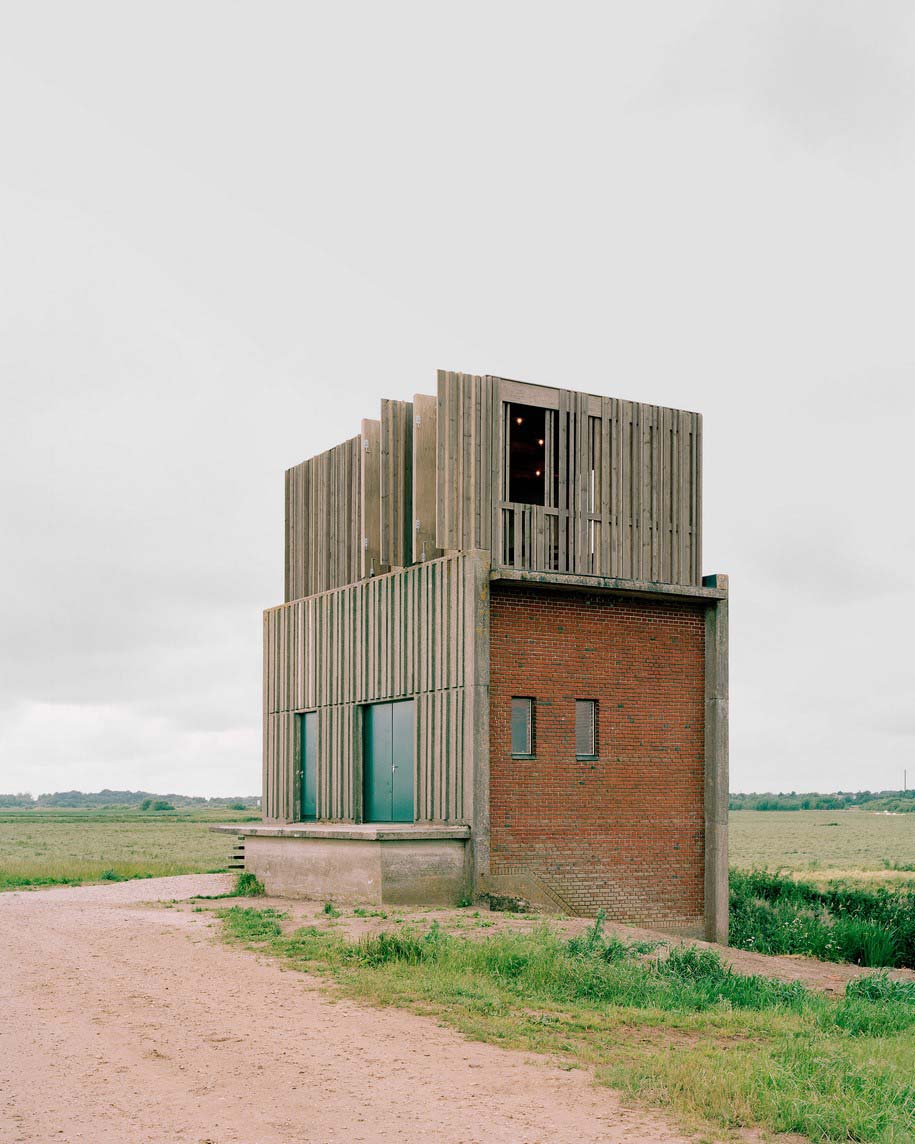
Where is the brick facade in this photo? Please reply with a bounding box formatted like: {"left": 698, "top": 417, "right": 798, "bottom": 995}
{"left": 489, "top": 584, "right": 706, "bottom": 925}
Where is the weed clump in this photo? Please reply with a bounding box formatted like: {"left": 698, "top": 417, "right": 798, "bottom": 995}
{"left": 233, "top": 871, "right": 265, "bottom": 897}
{"left": 220, "top": 905, "right": 285, "bottom": 941}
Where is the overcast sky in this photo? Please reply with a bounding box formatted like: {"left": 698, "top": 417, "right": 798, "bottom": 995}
{"left": 1, "top": 2, "right": 913, "bottom": 798}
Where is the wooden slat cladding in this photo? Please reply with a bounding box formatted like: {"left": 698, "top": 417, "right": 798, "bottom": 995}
{"left": 380, "top": 399, "right": 414, "bottom": 570}
{"left": 263, "top": 554, "right": 472, "bottom": 823}
{"left": 435, "top": 370, "right": 495, "bottom": 552}
{"left": 491, "top": 378, "right": 702, "bottom": 586}
{"left": 285, "top": 371, "right": 700, "bottom": 598}
{"left": 285, "top": 436, "right": 362, "bottom": 601}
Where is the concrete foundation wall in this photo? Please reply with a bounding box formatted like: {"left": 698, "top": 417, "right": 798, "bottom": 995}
{"left": 244, "top": 834, "right": 469, "bottom": 906}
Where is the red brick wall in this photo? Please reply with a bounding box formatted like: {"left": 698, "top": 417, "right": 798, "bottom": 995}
{"left": 489, "top": 585, "right": 706, "bottom": 925}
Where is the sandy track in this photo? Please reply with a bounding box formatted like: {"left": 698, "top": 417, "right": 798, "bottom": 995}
{"left": 0, "top": 875, "right": 688, "bottom": 1144}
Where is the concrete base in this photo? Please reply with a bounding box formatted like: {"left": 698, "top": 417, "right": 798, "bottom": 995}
{"left": 216, "top": 824, "right": 471, "bottom": 906}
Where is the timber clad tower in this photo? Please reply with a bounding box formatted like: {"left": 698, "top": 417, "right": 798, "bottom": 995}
{"left": 236, "top": 370, "right": 729, "bottom": 940}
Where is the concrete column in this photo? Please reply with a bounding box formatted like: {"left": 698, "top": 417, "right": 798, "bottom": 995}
{"left": 703, "top": 574, "right": 729, "bottom": 944}
{"left": 464, "top": 550, "right": 491, "bottom": 896}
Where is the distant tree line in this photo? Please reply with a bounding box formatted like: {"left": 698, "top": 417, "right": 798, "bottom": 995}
{"left": 729, "top": 790, "right": 915, "bottom": 813}
{"left": 0, "top": 789, "right": 261, "bottom": 810}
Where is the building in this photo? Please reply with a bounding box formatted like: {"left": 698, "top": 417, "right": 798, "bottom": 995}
{"left": 221, "top": 370, "right": 728, "bottom": 940}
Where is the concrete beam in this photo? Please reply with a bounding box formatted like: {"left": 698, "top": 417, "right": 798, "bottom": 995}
{"left": 491, "top": 566, "right": 728, "bottom": 602}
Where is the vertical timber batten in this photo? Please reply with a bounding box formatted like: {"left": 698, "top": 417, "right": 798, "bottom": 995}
{"left": 380, "top": 399, "right": 414, "bottom": 571}
{"left": 412, "top": 393, "right": 441, "bottom": 563}
{"left": 360, "top": 419, "right": 382, "bottom": 578}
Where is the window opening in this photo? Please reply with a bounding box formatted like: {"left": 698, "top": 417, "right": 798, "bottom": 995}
{"left": 508, "top": 404, "right": 547, "bottom": 506}
{"left": 511, "top": 697, "right": 534, "bottom": 756}
{"left": 575, "top": 699, "right": 597, "bottom": 758}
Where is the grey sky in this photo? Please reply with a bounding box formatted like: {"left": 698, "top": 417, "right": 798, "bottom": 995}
{"left": 1, "top": 1, "right": 913, "bottom": 797}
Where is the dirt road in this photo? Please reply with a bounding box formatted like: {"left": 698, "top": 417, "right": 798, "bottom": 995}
{"left": 0, "top": 875, "right": 688, "bottom": 1144}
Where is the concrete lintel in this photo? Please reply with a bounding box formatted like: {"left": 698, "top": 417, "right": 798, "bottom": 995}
{"left": 490, "top": 566, "right": 728, "bottom": 602}
{"left": 210, "top": 823, "right": 471, "bottom": 842}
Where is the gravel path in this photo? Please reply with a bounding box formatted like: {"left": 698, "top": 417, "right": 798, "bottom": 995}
{"left": 0, "top": 875, "right": 690, "bottom": 1144}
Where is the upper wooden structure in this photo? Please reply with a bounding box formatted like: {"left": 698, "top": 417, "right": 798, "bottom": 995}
{"left": 285, "top": 371, "right": 702, "bottom": 601}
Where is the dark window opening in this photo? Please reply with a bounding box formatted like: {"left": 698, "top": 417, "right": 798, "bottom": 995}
{"left": 508, "top": 403, "right": 547, "bottom": 505}
{"left": 511, "top": 697, "right": 534, "bottom": 756}
{"left": 575, "top": 699, "right": 597, "bottom": 758}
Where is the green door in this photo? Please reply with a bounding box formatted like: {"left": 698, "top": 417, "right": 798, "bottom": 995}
{"left": 301, "top": 711, "right": 317, "bottom": 820}
{"left": 363, "top": 700, "right": 414, "bottom": 823}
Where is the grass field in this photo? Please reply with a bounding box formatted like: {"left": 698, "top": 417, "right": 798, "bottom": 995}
{"left": 729, "top": 809, "right": 915, "bottom": 876}
{"left": 3, "top": 804, "right": 912, "bottom": 893}
{"left": 0, "top": 807, "right": 254, "bottom": 889}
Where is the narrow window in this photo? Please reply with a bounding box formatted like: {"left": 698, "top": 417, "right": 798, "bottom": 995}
{"left": 511, "top": 697, "right": 534, "bottom": 756}
{"left": 575, "top": 700, "right": 597, "bottom": 758}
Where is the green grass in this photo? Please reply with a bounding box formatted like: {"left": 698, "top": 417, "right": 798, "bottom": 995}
{"left": 219, "top": 907, "right": 915, "bottom": 1141}
{"left": 0, "top": 806, "right": 252, "bottom": 890}
{"left": 730, "top": 869, "right": 915, "bottom": 970}
{"left": 729, "top": 810, "right": 915, "bottom": 875}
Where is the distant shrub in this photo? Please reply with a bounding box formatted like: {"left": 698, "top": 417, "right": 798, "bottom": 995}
{"left": 729, "top": 789, "right": 915, "bottom": 813}
{"left": 0, "top": 793, "right": 36, "bottom": 808}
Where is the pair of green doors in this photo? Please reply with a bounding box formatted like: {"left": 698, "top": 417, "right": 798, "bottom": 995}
{"left": 300, "top": 701, "right": 414, "bottom": 823}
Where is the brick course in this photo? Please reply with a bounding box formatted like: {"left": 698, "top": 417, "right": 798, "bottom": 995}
{"left": 489, "top": 584, "right": 706, "bottom": 925}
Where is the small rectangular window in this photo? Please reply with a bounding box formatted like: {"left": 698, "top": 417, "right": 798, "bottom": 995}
{"left": 511, "top": 697, "right": 534, "bottom": 756}
{"left": 575, "top": 700, "right": 597, "bottom": 758}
